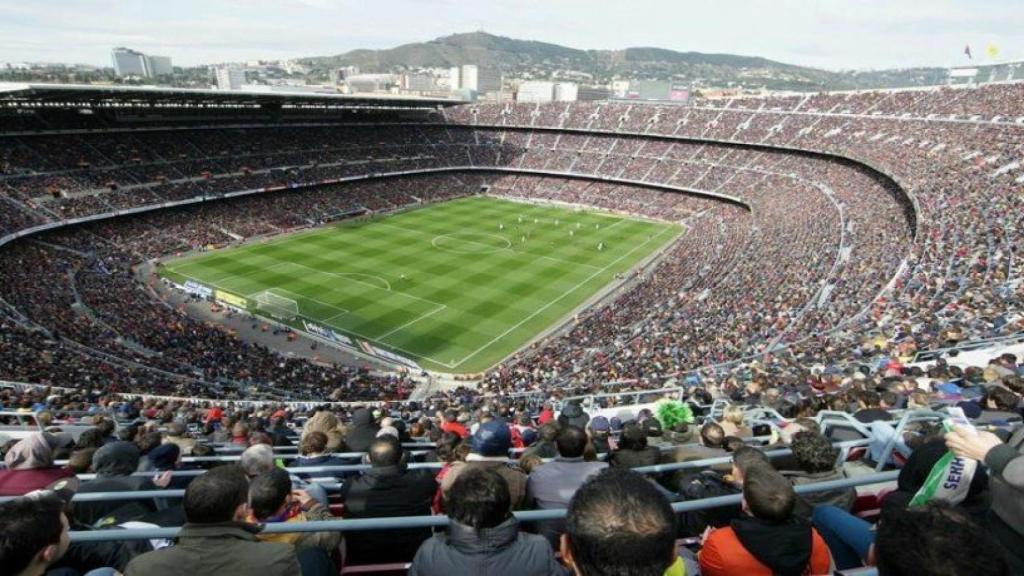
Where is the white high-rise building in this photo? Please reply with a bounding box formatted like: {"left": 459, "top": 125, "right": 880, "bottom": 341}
{"left": 148, "top": 55, "right": 173, "bottom": 77}
{"left": 516, "top": 81, "right": 555, "bottom": 103}
{"left": 111, "top": 47, "right": 149, "bottom": 77}
{"left": 554, "top": 82, "right": 579, "bottom": 102}
{"left": 448, "top": 67, "right": 460, "bottom": 90}
{"left": 460, "top": 65, "right": 478, "bottom": 92}
{"left": 215, "top": 67, "right": 246, "bottom": 90}
{"left": 111, "top": 47, "right": 173, "bottom": 78}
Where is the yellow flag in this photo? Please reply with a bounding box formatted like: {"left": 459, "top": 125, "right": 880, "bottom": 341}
{"left": 986, "top": 43, "right": 1000, "bottom": 60}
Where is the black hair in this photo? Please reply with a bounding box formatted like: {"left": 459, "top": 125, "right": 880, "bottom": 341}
{"left": 618, "top": 422, "right": 648, "bottom": 451}
{"left": 249, "top": 468, "right": 292, "bottom": 520}
{"left": 0, "top": 495, "right": 65, "bottom": 574}
{"left": 566, "top": 468, "right": 676, "bottom": 576}
{"left": 183, "top": 465, "right": 250, "bottom": 524}
{"left": 700, "top": 422, "right": 725, "bottom": 448}
{"left": 556, "top": 425, "right": 588, "bottom": 459}
{"left": 723, "top": 436, "right": 745, "bottom": 452}
{"left": 790, "top": 431, "right": 838, "bottom": 474}
{"left": 986, "top": 387, "right": 1019, "bottom": 412}
{"left": 368, "top": 435, "right": 401, "bottom": 467}
{"left": 731, "top": 446, "right": 771, "bottom": 476}
{"left": 876, "top": 502, "right": 1008, "bottom": 576}
{"left": 742, "top": 466, "right": 795, "bottom": 522}
{"left": 446, "top": 467, "right": 511, "bottom": 530}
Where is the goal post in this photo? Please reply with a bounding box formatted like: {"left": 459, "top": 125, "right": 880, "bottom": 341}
{"left": 253, "top": 290, "right": 300, "bottom": 320}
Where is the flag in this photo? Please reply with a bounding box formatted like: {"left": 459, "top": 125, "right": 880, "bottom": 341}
{"left": 986, "top": 43, "right": 1000, "bottom": 60}
{"left": 909, "top": 407, "right": 978, "bottom": 507}
{"left": 964, "top": 44, "right": 972, "bottom": 59}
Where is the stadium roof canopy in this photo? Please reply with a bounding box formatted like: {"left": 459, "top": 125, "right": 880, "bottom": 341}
{"left": 0, "top": 82, "right": 467, "bottom": 110}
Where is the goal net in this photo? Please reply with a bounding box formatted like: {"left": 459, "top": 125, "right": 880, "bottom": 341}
{"left": 253, "top": 290, "right": 300, "bottom": 319}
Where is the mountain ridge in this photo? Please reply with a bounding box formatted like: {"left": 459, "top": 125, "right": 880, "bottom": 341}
{"left": 300, "top": 32, "right": 948, "bottom": 91}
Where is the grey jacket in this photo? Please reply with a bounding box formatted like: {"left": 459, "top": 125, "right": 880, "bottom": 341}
{"left": 781, "top": 468, "right": 857, "bottom": 517}
{"left": 409, "top": 518, "right": 566, "bottom": 576}
{"left": 984, "top": 426, "right": 1024, "bottom": 538}
{"left": 527, "top": 457, "right": 608, "bottom": 544}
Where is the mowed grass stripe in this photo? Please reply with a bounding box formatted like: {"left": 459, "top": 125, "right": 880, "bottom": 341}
{"left": 162, "top": 196, "right": 680, "bottom": 372}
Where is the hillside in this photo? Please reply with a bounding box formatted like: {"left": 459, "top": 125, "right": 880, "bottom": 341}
{"left": 300, "top": 32, "right": 947, "bottom": 91}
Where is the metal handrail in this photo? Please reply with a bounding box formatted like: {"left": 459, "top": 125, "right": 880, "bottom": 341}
{"left": 63, "top": 471, "right": 899, "bottom": 542}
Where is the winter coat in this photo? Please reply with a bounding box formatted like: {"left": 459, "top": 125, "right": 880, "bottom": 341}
{"left": 124, "top": 522, "right": 299, "bottom": 576}
{"left": 409, "top": 517, "right": 565, "bottom": 576}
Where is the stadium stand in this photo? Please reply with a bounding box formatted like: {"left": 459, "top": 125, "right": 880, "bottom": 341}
{"left": 1, "top": 82, "right": 1023, "bottom": 575}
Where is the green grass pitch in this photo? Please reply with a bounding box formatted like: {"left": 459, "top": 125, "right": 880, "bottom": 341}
{"left": 160, "top": 195, "right": 681, "bottom": 373}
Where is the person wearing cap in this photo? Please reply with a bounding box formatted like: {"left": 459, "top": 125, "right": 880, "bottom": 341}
{"left": 339, "top": 435, "right": 437, "bottom": 565}
{"left": 527, "top": 426, "right": 608, "bottom": 545}
{"left": 586, "top": 416, "right": 614, "bottom": 454}
{"left": 558, "top": 403, "right": 590, "bottom": 430}
{"left": 440, "top": 421, "right": 528, "bottom": 511}
{"left": 0, "top": 433, "right": 75, "bottom": 496}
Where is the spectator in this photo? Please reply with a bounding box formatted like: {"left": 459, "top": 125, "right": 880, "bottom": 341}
{"left": 946, "top": 425, "right": 1024, "bottom": 571}
{"left": 75, "top": 441, "right": 171, "bottom": 526}
{"left": 410, "top": 467, "right": 564, "bottom": 576}
{"left": 125, "top": 465, "right": 300, "bottom": 576}
{"left": 0, "top": 494, "right": 71, "bottom": 576}
{"left": 163, "top": 421, "right": 197, "bottom": 455}
{"left": 561, "top": 468, "right": 678, "bottom": 576}
{"left": 875, "top": 502, "right": 1008, "bottom": 576}
{"left": 586, "top": 416, "right": 613, "bottom": 454}
{"left": 528, "top": 426, "right": 609, "bottom": 544}
{"left": 608, "top": 422, "right": 660, "bottom": 469}
{"left": 344, "top": 407, "right": 379, "bottom": 452}
{"left": 720, "top": 405, "right": 753, "bottom": 438}
{"left": 441, "top": 410, "right": 469, "bottom": 439}
{"left": 781, "top": 430, "right": 856, "bottom": 514}
{"left": 523, "top": 423, "right": 559, "bottom": 459}
{"left": 340, "top": 435, "right": 436, "bottom": 565}
{"left": 853, "top": 391, "right": 894, "bottom": 424}
{"left": 441, "top": 421, "right": 528, "bottom": 511}
{"left": 249, "top": 468, "right": 341, "bottom": 556}
{"left": 0, "top": 433, "right": 75, "bottom": 496}
{"left": 699, "top": 466, "right": 832, "bottom": 576}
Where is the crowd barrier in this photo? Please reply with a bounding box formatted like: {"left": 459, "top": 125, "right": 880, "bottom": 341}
{"left": 3, "top": 438, "right": 873, "bottom": 504}
{"left": 64, "top": 471, "right": 900, "bottom": 542}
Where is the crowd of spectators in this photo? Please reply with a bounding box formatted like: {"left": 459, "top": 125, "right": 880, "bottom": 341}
{"left": 0, "top": 356, "right": 1022, "bottom": 574}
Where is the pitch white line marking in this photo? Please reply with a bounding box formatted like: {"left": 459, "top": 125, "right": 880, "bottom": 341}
{"left": 376, "top": 304, "right": 448, "bottom": 340}
{"left": 449, "top": 225, "right": 674, "bottom": 369}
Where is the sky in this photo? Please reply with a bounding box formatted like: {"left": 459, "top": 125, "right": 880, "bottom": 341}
{"left": 0, "top": 0, "right": 1021, "bottom": 70}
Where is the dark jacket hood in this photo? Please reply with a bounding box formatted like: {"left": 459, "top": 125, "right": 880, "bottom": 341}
{"left": 731, "top": 516, "right": 813, "bottom": 576}
{"left": 445, "top": 517, "right": 520, "bottom": 554}
{"left": 92, "top": 441, "right": 141, "bottom": 477}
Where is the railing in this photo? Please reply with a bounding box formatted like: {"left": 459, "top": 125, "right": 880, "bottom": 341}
{"left": 9, "top": 438, "right": 872, "bottom": 504}
{"left": 63, "top": 470, "right": 899, "bottom": 542}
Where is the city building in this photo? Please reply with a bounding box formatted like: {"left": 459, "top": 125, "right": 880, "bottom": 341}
{"left": 215, "top": 66, "right": 246, "bottom": 90}
{"left": 111, "top": 47, "right": 173, "bottom": 78}
{"left": 344, "top": 73, "right": 395, "bottom": 93}
{"left": 460, "top": 65, "right": 479, "bottom": 92}
{"left": 400, "top": 73, "right": 436, "bottom": 92}
{"left": 554, "top": 82, "right": 578, "bottom": 102}
{"left": 517, "top": 81, "right": 555, "bottom": 103}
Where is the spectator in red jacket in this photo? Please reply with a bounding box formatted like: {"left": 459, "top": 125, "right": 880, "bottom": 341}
{"left": 699, "top": 466, "right": 832, "bottom": 576}
{"left": 440, "top": 410, "right": 468, "bottom": 439}
{"left": 0, "top": 433, "right": 75, "bottom": 496}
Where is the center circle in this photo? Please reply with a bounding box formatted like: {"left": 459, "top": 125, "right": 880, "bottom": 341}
{"left": 432, "top": 232, "right": 512, "bottom": 254}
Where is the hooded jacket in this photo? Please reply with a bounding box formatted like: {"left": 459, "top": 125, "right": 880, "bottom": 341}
{"left": 699, "top": 516, "right": 831, "bottom": 576}
{"left": 344, "top": 408, "right": 379, "bottom": 452}
{"left": 77, "top": 441, "right": 158, "bottom": 526}
{"left": 409, "top": 517, "right": 565, "bottom": 576}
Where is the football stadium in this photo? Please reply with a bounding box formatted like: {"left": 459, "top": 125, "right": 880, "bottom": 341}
{"left": 1, "top": 5, "right": 1024, "bottom": 575}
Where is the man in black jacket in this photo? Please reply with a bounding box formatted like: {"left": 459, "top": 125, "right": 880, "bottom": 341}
{"left": 344, "top": 408, "right": 380, "bottom": 453}
{"left": 410, "top": 468, "right": 564, "bottom": 575}
{"left": 340, "top": 435, "right": 437, "bottom": 564}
